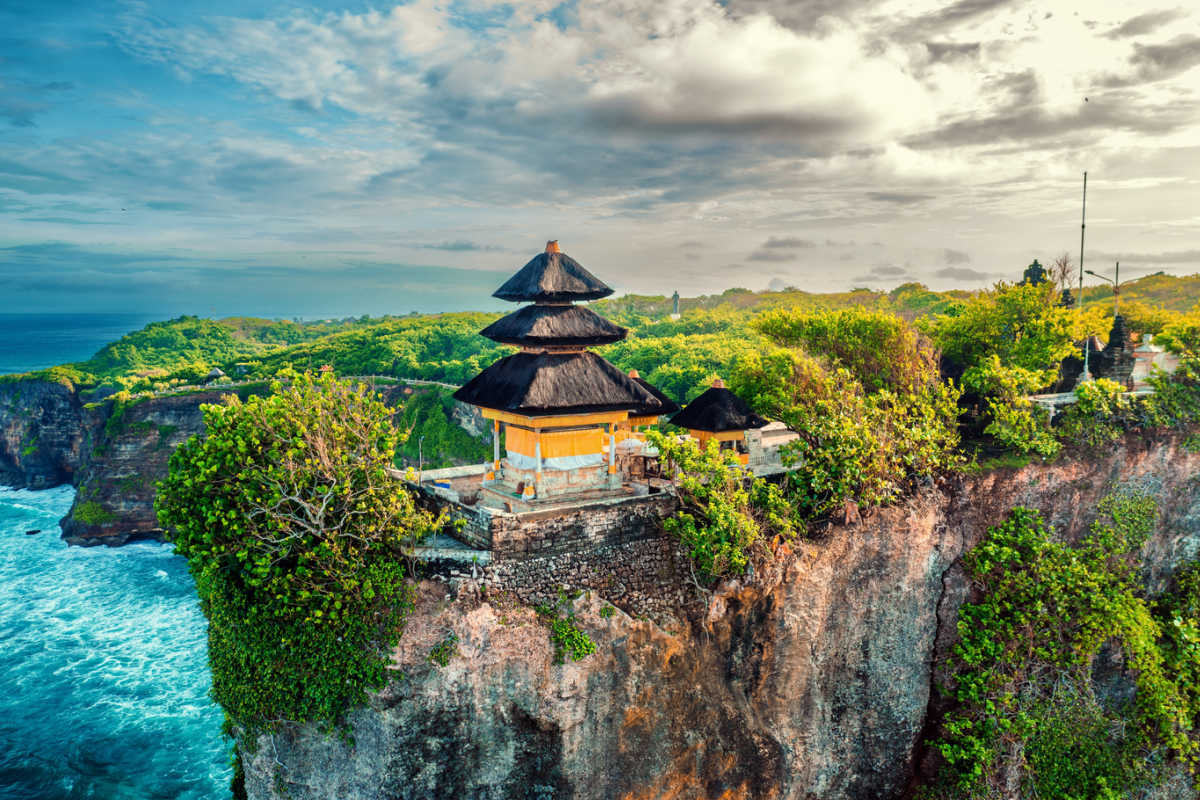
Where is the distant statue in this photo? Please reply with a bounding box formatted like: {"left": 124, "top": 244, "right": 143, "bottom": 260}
{"left": 1059, "top": 287, "right": 1076, "bottom": 309}
{"left": 671, "top": 290, "right": 680, "bottom": 317}
{"left": 1022, "top": 259, "right": 1048, "bottom": 286}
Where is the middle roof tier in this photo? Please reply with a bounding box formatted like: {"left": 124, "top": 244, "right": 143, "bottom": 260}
{"left": 480, "top": 303, "right": 628, "bottom": 347}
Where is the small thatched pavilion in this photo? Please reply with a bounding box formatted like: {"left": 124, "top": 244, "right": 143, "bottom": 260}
{"left": 670, "top": 378, "right": 768, "bottom": 463}
{"left": 454, "top": 241, "right": 673, "bottom": 499}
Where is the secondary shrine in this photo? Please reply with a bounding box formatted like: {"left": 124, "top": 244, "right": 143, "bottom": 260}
{"left": 453, "top": 241, "right": 674, "bottom": 502}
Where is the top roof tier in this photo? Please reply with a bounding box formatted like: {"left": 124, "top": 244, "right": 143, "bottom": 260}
{"left": 493, "top": 241, "right": 614, "bottom": 303}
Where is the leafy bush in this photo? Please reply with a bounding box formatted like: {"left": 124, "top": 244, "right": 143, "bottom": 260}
{"left": 649, "top": 430, "right": 797, "bottom": 579}
{"left": 920, "top": 281, "right": 1077, "bottom": 391}
{"left": 733, "top": 344, "right": 961, "bottom": 521}
{"left": 755, "top": 307, "right": 938, "bottom": 394}
{"left": 1057, "top": 378, "right": 1133, "bottom": 448}
{"left": 536, "top": 591, "right": 596, "bottom": 663}
{"left": 156, "top": 371, "right": 441, "bottom": 734}
{"left": 73, "top": 500, "right": 117, "bottom": 525}
{"left": 932, "top": 492, "right": 1199, "bottom": 796}
{"left": 427, "top": 632, "right": 459, "bottom": 668}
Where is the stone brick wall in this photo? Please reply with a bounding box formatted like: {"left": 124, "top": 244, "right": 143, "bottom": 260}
{"left": 489, "top": 492, "right": 678, "bottom": 558}
{"left": 417, "top": 486, "right": 691, "bottom": 623}
{"left": 483, "top": 535, "right": 693, "bottom": 625}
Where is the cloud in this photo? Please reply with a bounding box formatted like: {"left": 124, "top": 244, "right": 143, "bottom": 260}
{"left": 416, "top": 240, "right": 504, "bottom": 252}
{"left": 944, "top": 248, "right": 971, "bottom": 264}
{"left": 748, "top": 249, "right": 800, "bottom": 262}
{"left": 1093, "top": 249, "right": 1200, "bottom": 264}
{"left": 1105, "top": 8, "right": 1188, "bottom": 38}
{"left": 761, "top": 236, "right": 816, "bottom": 249}
{"left": 934, "top": 266, "right": 991, "bottom": 281}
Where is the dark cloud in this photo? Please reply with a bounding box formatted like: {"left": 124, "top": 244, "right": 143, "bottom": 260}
{"left": 1105, "top": 8, "right": 1187, "bottom": 38}
{"left": 867, "top": 191, "right": 934, "bottom": 204}
{"left": 924, "top": 41, "right": 981, "bottom": 62}
{"left": 761, "top": 236, "right": 816, "bottom": 249}
{"left": 905, "top": 88, "right": 1198, "bottom": 148}
{"left": 1103, "top": 34, "right": 1200, "bottom": 86}
{"left": 747, "top": 249, "right": 799, "bottom": 262}
{"left": 944, "top": 248, "right": 971, "bottom": 265}
{"left": 934, "top": 266, "right": 991, "bottom": 281}
{"left": 893, "top": 0, "right": 1011, "bottom": 39}
{"left": 416, "top": 240, "right": 504, "bottom": 252}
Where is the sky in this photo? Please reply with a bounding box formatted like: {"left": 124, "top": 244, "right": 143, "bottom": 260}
{"left": 1, "top": 0, "right": 1199, "bottom": 317}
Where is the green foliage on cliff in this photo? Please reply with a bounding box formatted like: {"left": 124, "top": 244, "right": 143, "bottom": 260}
{"left": 931, "top": 492, "right": 1200, "bottom": 797}
{"left": 733, "top": 309, "right": 961, "bottom": 521}
{"left": 156, "top": 371, "right": 441, "bottom": 733}
{"left": 536, "top": 591, "right": 597, "bottom": 664}
{"left": 649, "top": 430, "right": 797, "bottom": 579}
{"left": 393, "top": 386, "right": 488, "bottom": 469}
{"left": 72, "top": 500, "right": 117, "bottom": 525}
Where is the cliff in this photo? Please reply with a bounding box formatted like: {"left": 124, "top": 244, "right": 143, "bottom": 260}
{"left": 0, "top": 377, "right": 484, "bottom": 546}
{"left": 0, "top": 379, "right": 92, "bottom": 489}
{"left": 59, "top": 390, "right": 233, "bottom": 546}
{"left": 240, "top": 433, "right": 1200, "bottom": 800}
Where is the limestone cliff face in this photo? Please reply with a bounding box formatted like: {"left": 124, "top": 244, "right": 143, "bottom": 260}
{"left": 0, "top": 379, "right": 93, "bottom": 489}
{"left": 59, "top": 391, "right": 229, "bottom": 546}
{"left": 241, "top": 434, "right": 1200, "bottom": 800}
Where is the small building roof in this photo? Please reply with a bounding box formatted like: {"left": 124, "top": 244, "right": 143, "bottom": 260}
{"left": 670, "top": 379, "right": 768, "bottom": 433}
{"left": 205, "top": 367, "right": 226, "bottom": 379}
{"left": 627, "top": 369, "right": 680, "bottom": 416}
{"left": 480, "top": 304, "right": 627, "bottom": 347}
{"left": 453, "top": 350, "right": 668, "bottom": 416}
{"left": 492, "top": 241, "right": 614, "bottom": 303}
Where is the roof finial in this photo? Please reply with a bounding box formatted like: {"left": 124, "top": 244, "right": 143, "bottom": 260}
{"left": 712, "top": 376, "right": 725, "bottom": 389}
{"left": 545, "top": 240, "right": 560, "bottom": 254}
{"left": 628, "top": 368, "right": 640, "bottom": 378}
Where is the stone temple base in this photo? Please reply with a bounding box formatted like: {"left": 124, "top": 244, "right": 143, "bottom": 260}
{"left": 489, "top": 462, "right": 617, "bottom": 503}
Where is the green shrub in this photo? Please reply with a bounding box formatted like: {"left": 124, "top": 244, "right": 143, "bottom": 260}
{"left": 732, "top": 345, "right": 960, "bottom": 521}
{"left": 1058, "top": 378, "right": 1132, "bottom": 448}
{"left": 427, "top": 632, "right": 459, "bottom": 668}
{"left": 648, "top": 430, "right": 797, "bottom": 579}
{"left": 72, "top": 500, "right": 117, "bottom": 525}
{"left": 156, "top": 371, "right": 441, "bottom": 734}
{"left": 932, "top": 492, "right": 1199, "bottom": 795}
{"left": 536, "top": 591, "right": 596, "bottom": 664}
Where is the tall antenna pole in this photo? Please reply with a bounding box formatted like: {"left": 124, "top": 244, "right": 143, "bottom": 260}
{"left": 1078, "top": 171, "right": 1089, "bottom": 382}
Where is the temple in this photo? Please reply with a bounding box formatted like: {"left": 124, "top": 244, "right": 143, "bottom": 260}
{"left": 451, "top": 241, "right": 675, "bottom": 505}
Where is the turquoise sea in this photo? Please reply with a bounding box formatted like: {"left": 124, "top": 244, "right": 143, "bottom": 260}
{"left": 0, "top": 315, "right": 229, "bottom": 799}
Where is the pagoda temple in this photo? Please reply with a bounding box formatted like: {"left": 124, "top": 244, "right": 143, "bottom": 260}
{"left": 453, "top": 242, "right": 674, "bottom": 501}
{"left": 670, "top": 378, "right": 768, "bottom": 464}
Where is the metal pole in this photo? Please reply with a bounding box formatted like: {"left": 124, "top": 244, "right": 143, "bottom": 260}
{"left": 418, "top": 435, "right": 424, "bottom": 482}
{"left": 1078, "top": 171, "right": 1089, "bottom": 382}
{"left": 1114, "top": 261, "right": 1119, "bottom": 315}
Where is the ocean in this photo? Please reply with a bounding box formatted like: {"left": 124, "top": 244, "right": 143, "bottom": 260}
{"left": 0, "top": 315, "right": 229, "bottom": 800}
{"left": 0, "top": 313, "right": 160, "bottom": 377}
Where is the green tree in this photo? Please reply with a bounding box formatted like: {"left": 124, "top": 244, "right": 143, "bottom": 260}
{"left": 649, "top": 430, "right": 797, "bottom": 579}
{"left": 156, "top": 371, "right": 441, "bottom": 733}
{"left": 920, "top": 281, "right": 1076, "bottom": 392}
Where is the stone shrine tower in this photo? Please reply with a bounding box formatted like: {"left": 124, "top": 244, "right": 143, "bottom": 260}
{"left": 453, "top": 242, "right": 673, "bottom": 502}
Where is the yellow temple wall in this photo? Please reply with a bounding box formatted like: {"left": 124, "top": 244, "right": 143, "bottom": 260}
{"left": 505, "top": 425, "right": 606, "bottom": 460}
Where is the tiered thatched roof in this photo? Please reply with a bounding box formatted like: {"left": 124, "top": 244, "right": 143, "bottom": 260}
{"left": 453, "top": 351, "right": 669, "bottom": 415}
{"left": 480, "top": 304, "right": 627, "bottom": 347}
{"left": 492, "top": 241, "right": 614, "bottom": 303}
{"left": 671, "top": 380, "right": 767, "bottom": 432}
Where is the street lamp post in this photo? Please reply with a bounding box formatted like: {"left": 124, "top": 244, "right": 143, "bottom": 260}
{"left": 1085, "top": 261, "right": 1123, "bottom": 315}
{"left": 418, "top": 435, "right": 425, "bottom": 482}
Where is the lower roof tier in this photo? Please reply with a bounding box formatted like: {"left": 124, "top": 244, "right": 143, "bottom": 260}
{"left": 453, "top": 350, "right": 671, "bottom": 416}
